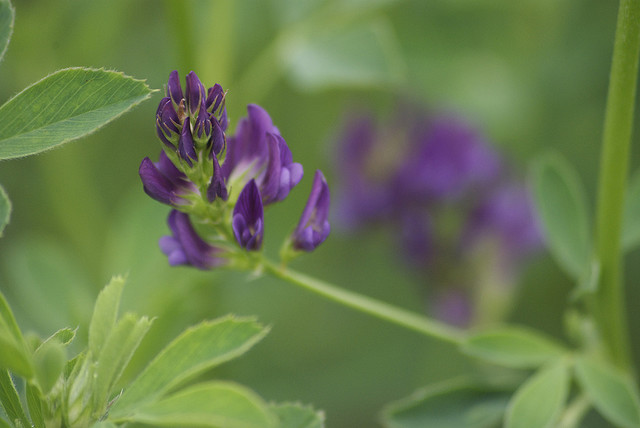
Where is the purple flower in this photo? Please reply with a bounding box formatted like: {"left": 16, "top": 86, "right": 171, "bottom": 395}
{"left": 206, "top": 83, "right": 226, "bottom": 119}
{"left": 333, "top": 113, "right": 400, "bottom": 229}
{"left": 207, "top": 155, "right": 228, "bottom": 202}
{"left": 396, "top": 116, "right": 501, "bottom": 202}
{"left": 292, "top": 170, "right": 331, "bottom": 251}
{"left": 178, "top": 117, "right": 197, "bottom": 165}
{"left": 185, "top": 71, "right": 206, "bottom": 117}
{"left": 223, "top": 104, "right": 302, "bottom": 204}
{"left": 159, "top": 210, "right": 226, "bottom": 270}
{"left": 261, "top": 133, "right": 304, "bottom": 204}
{"left": 465, "top": 183, "right": 543, "bottom": 259}
{"left": 139, "top": 151, "right": 196, "bottom": 206}
{"left": 232, "top": 180, "right": 264, "bottom": 250}
{"left": 166, "top": 70, "right": 184, "bottom": 107}
{"left": 155, "top": 97, "right": 181, "bottom": 148}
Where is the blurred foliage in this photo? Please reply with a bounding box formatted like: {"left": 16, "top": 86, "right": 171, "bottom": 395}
{"left": 0, "top": 0, "right": 638, "bottom": 426}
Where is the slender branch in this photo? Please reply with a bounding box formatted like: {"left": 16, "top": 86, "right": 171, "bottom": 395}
{"left": 557, "top": 394, "right": 591, "bottom": 428}
{"left": 593, "top": 0, "right": 640, "bottom": 369}
{"left": 262, "top": 260, "right": 466, "bottom": 345}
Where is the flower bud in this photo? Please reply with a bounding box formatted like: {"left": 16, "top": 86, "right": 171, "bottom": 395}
{"left": 232, "top": 180, "right": 264, "bottom": 250}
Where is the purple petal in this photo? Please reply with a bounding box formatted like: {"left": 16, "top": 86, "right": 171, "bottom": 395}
{"left": 293, "top": 170, "right": 331, "bottom": 251}
{"left": 206, "top": 83, "right": 225, "bottom": 114}
{"left": 232, "top": 180, "right": 264, "bottom": 250}
{"left": 161, "top": 210, "right": 225, "bottom": 269}
{"left": 139, "top": 157, "right": 177, "bottom": 205}
{"left": 185, "top": 71, "right": 206, "bottom": 117}
{"left": 207, "top": 155, "right": 228, "bottom": 202}
{"left": 167, "top": 70, "right": 184, "bottom": 107}
{"left": 211, "top": 117, "right": 225, "bottom": 155}
{"left": 178, "top": 119, "right": 197, "bottom": 165}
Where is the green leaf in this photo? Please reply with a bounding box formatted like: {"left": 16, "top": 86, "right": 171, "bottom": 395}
{"left": 622, "top": 168, "right": 640, "bottom": 251}
{"left": 382, "top": 379, "right": 511, "bottom": 428}
{"left": 0, "top": 418, "right": 11, "bottom": 428}
{"left": 109, "top": 316, "right": 269, "bottom": 418}
{"left": 119, "top": 381, "right": 276, "bottom": 428}
{"left": 281, "top": 19, "right": 404, "bottom": 91}
{"left": 574, "top": 356, "right": 640, "bottom": 428}
{"left": 531, "top": 153, "right": 591, "bottom": 280}
{"left": 32, "top": 338, "right": 66, "bottom": 394}
{"left": 90, "top": 422, "right": 118, "bottom": 428}
{"left": 26, "top": 382, "right": 46, "bottom": 428}
{"left": 461, "top": 326, "right": 567, "bottom": 369}
{"left": 0, "top": 0, "right": 14, "bottom": 63}
{"left": 505, "top": 361, "right": 570, "bottom": 428}
{"left": 0, "top": 369, "right": 30, "bottom": 428}
{"left": 0, "top": 67, "right": 153, "bottom": 160}
{"left": 89, "top": 276, "right": 125, "bottom": 358}
{"left": 0, "top": 184, "right": 10, "bottom": 237}
{"left": 46, "top": 327, "right": 76, "bottom": 347}
{"left": 271, "top": 403, "right": 325, "bottom": 428}
{"left": 0, "top": 291, "right": 32, "bottom": 377}
{"left": 93, "top": 314, "right": 153, "bottom": 413}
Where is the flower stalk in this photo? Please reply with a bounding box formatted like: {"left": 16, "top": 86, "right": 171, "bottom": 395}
{"left": 261, "top": 259, "right": 466, "bottom": 345}
{"left": 593, "top": 0, "right": 640, "bottom": 369}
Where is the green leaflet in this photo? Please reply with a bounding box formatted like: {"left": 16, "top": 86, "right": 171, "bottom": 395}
{"left": 531, "top": 153, "right": 591, "bottom": 280}
{"left": 461, "top": 326, "right": 567, "bottom": 369}
{"left": 0, "top": 67, "right": 153, "bottom": 160}
{"left": 89, "top": 276, "right": 125, "bottom": 358}
{"left": 271, "top": 403, "right": 325, "bottom": 428}
{"left": 120, "top": 381, "right": 276, "bottom": 428}
{"left": 109, "top": 316, "right": 269, "bottom": 418}
{"left": 575, "top": 356, "right": 640, "bottom": 428}
{"left": 382, "top": 379, "right": 510, "bottom": 428}
{"left": 505, "top": 361, "right": 570, "bottom": 428}
{"left": 0, "top": 369, "right": 30, "bottom": 427}
{"left": 0, "top": 291, "right": 32, "bottom": 377}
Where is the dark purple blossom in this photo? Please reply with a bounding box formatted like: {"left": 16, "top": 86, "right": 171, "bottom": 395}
{"left": 185, "top": 71, "right": 206, "bottom": 117}
{"left": 155, "top": 97, "right": 181, "bottom": 148}
{"left": 167, "top": 70, "right": 183, "bottom": 107}
{"left": 292, "top": 170, "right": 331, "bottom": 252}
{"left": 223, "top": 104, "right": 302, "bottom": 204}
{"left": 206, "top": 83, "right": 226, "bottom": 118}
{"left": 178, "top": 118, "right": 197, "bottom": 165}
{"left": 159, "top": 210, "right": 225, "bottom": 270}
{"left": 232, "top": 180, "right": 264, "bottom": 250}
{"left": 207, "top": 156, "right": 228, "bottom": 202}
{"left": 139, "top": 151, "right": 195, "bottom": 206}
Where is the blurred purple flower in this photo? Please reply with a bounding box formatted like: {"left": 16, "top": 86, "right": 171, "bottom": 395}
{"left": 333, "top": 105, "right": 542, "bottom": 325}
{"left": 396, "top": 116, "right": 501, "bottom": 202}
{"left": 159, "top": 210, "right": 226, "bottom": 270}
{"left": 465, "top": 183, "right": 543, "bottom": 259}
{"left": 292, "top": 170, "right": 331, "bottom": 252}
{"left": 232, "top": 179, "right": 264, "bottom": 250}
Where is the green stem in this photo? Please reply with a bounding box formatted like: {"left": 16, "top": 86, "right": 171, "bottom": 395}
{"left": 262, "top": 260, "right": 466, "bottom": 345}
{"left": 557, "top": 394, "right": 591, "bottom": 428}
{"left": 593, "top": 0, "right": 640, "bottom": 369}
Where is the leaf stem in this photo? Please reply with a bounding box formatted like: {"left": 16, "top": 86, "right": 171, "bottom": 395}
{"left": 593, "top": 0, "right": 640, "bottom": 369}
{"left": 261, "top": 259, "right": 466, "bottom": 345}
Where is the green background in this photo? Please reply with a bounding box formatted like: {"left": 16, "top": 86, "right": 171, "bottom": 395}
{"left": 0, "top": 1, "right": 637, "bottom": 426}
